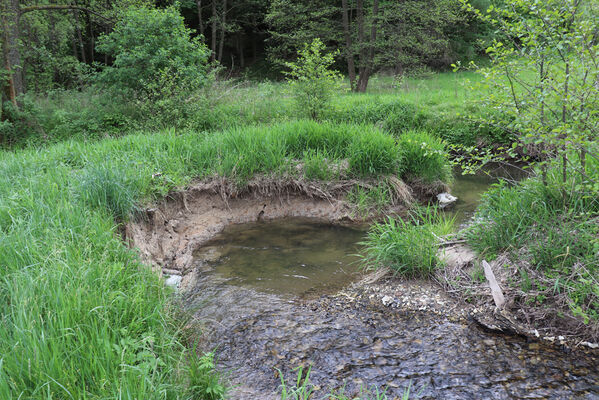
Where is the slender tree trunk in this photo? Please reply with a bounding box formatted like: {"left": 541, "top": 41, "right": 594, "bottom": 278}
{"left": 72, "top": 6, "right": 87, "bottom": 64}
{"left": 237, "top": 33, "right": 244, "bottom": 68}
{"left": 196, "top": 0, "right": 204, "bottom": 36}
{"left": 341, "top": 0, "right": 356, "bottom": 90}
{"left": 356, "top": 0, "right": 365, "bottom": 92}
{"left": 85, "top": 9, "right": 94, "bottom": 64}
{"left": 2, "top": 0, "right": 23, "bottom": 103}
{"left": 356, "top": 0, "right": 378, "bottom": 92}
{"left": 211, "top": 0, "right": 217, "bottom": 61}
{"left": 217, "top": 0, "right": 227, "bottom": 63}
{"left": 48, "top": 12, "right": 61, "bottom": 83}
{"left": 539, "top": 59, "right": 547, "bottom": 186}
{"left": 562, "top": 61, "right": 569, "bottom": 190}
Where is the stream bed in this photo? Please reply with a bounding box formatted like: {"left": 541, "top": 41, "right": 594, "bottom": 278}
{"left": 183, "top": 169, "right": 599, "bottom": 399}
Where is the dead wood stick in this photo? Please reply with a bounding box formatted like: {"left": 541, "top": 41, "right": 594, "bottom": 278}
{"left": 482, "top": 260, "right": 506, "bottom": 309}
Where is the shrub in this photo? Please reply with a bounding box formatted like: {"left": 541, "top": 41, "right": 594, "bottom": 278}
{"left": 96, "top": 6, "right": 211, "bottom": 98}
{"left": 284, "top": 38, "right": 342, "bottom": 120}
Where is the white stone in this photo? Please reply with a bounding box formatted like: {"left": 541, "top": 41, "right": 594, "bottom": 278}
{"left": 165, "top": 274, "right": 182, "bottom": 288}
{"left": 437, "top": 192, "right": 458, "bottom": 208}
{"left": 381, "top": 295, "right": 394, "bottom": 306}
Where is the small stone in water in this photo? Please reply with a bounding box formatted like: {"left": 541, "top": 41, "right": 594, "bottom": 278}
{"left": 437, "top": 192, "right": 457, "bottom": 208}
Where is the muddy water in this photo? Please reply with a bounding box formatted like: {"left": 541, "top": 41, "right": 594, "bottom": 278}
{"left": 186, "top": 219, "right": 599, "bottom": 399}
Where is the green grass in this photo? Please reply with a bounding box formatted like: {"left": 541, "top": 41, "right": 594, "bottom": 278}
{"left": 9, "top": 71, "right": 509, "bottom": 149}
{"left": 0, "top": 120, "right": 452, "bottom": 398}
{"left": 361, "top": 206, "right": 455, "bottom": 277}
{"left": 465, "top": 156, "right": 599, "bottom": 323}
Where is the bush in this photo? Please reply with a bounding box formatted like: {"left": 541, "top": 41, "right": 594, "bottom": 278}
{"left": 284, "top": 38, "right": 342, "bottom": 120}
{"left": 96, "top": 6, "right": 211, "bottom": 99}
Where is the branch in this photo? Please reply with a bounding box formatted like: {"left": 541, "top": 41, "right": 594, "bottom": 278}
{"left": 19, "top": 5, "right": 113, "bottom": 24}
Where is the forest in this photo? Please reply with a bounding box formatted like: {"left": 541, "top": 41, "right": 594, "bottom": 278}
{"left": 0, "top": 0, "right": 598, "bottom": 399}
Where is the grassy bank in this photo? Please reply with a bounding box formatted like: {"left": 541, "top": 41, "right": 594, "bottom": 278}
{"left": 0, "top": 121, "right": 451, "bottom": 397}
{"left": 8, "top": 72, "right": 510, "bottom": 149}
{"left": 463, "top": 158, "right": 599, "bottom": 334}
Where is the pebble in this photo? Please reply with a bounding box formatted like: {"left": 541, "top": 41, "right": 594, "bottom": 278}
{"left": 381, "top": 295, "right": 394, "bottom": 306}
{"left": 165, "top": 274, "right": 182, "bottom": 288}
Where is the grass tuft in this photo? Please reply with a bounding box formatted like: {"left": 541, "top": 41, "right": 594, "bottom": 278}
{"left": 361, "top": 206, "right": 455, "bottom": 277}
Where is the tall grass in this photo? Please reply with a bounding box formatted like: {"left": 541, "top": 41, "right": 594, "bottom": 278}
{"left": 361, "top": 207, "right": 455, "bottom": 277}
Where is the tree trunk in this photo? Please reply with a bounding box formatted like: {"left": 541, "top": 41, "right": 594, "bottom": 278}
{"left": 341, "top": 0, "right": 356, "bottom": 90}
{"left": 356, "top": 0, "right": 378, "bottom": 92}
{"left": 211, "top": 0, "right": 217, "bottom": 61}
{"left": 196, "top": 0, "right": 204, "bottom": 36}
{"left": 217, "top": 0, "right": 227, "bottom": 63}
{"left": 356, "top": 0, "right": 365, "bottom": 92}
{"left": 85, "top": 8, "right": 94, "bottom": 64}
{"left": 71, "top": 5, "right": 87, "bottom": 64}
{"left": 2, "top": 0, "right": 23, "bottom": 103}
{"left": 237, "top": 33, "right": 244, "bottom": 68}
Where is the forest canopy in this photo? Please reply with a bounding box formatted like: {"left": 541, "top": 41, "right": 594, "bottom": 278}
{"left": 0, "top": 0, "right": 494, "bottom": 98}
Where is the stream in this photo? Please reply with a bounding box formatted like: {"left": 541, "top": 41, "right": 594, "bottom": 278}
{"left": 184, "top": 170, "right": 599, "bottom": 399}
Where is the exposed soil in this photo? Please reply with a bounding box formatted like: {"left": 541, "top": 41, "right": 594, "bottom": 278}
{"left": 126, "top": 176, "right": 414, "bottom": 280}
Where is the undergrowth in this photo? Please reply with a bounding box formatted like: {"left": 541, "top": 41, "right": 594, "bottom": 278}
{"left": 5, "top": 72, "right": 509, "bottom": 149}
{"left": 466, "top": 157, "right": 599, "bottom": 324}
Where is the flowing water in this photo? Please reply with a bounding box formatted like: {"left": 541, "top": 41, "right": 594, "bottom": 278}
{"left": 185, "top": 171, "right": 599, "bottom": 399}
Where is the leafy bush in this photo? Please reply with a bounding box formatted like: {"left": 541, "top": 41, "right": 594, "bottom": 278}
{"left": 284, "top": 38, "right": 342, "bottom": 120}
{"left": 96, "top": 6, "right": 211, "bottom": 98}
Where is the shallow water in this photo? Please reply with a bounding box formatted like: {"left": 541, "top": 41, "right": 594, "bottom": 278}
{"left": 187, "top": 218, "right": 599, "bottom": 399}
{"left": 449, "top": 164, "right": 527, "bottom": 226}
{"left": 193, "top": 218, "right": 365, "bottom": 296}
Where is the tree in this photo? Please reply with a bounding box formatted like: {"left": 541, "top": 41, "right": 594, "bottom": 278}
{"left": 96, "top": 6, "right": 211, "bottom": 98}
{"left": 461, "top": 0, "right": 599, "bottom": 189}
{"left": 268, "top": 0, "right": 481, "bottom": 92}
{"left": 283, "top": 38, "right": 342, "bottom": 120}
{"left": 0, "top": 0, "right": 113, "bottom": 106}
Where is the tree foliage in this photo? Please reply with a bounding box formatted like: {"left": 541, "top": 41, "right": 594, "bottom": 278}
{"left": 461, "top": 0, "right": 599, "bottom": 189}
{"left": 96, "top": 6, "right": 211, "bottom": 98}
{"left": 283, "top": 38, "right": 342, "bottom": 120}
